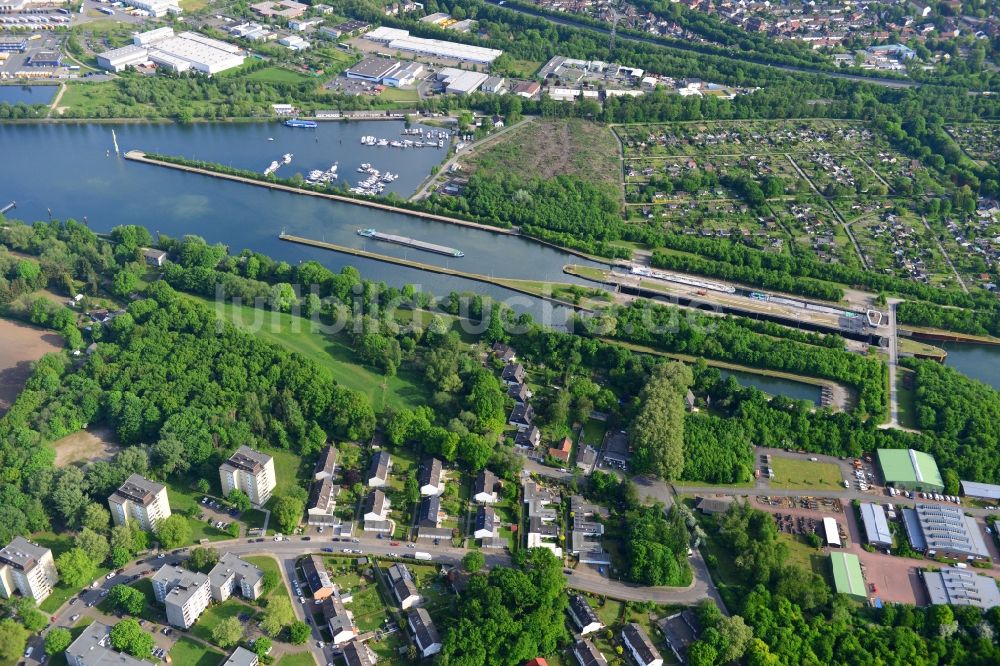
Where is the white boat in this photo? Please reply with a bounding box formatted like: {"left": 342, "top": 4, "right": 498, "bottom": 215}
{"left": 282, "top": 153, "right": 293, "bottom": 164}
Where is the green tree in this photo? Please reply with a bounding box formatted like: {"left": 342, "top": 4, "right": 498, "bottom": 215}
{"left": 260, "top": 596, "right": 294, "bottom": 637}
{"left": 253, "top": 637, "right": 272, "bottom": 658}
{"left": 212, "top": 617, "right": 243, "bottom": 648}
{"left": 462, "top": 550, "right": 485, "bottom": 572}
{"left": 82, "top": 502, "right": 111, "bottom": 533}
{"left": 227, "top": 489, "right": 252, "bottom": 513}
{"left": 110, "top": 619, "right": 154, "bottom": 658}
{"left": 110, "top": 584, "right": 147, "bottom": 616}
{"left": 56, "top": 548, "right": 98, "bottom": 588}
{"left": 0, "top": 619, "right": 28, "bottom": 664}
{"left": 687, "top": 640, "right": 717, "bottom": 666}
{"left": 76, "top": 528, "right": 110, "bottom": 566}
{"left": 156, "top": 515, "right": 191, "bottom": 549}
{"left": 272, "top": 495, "right": 304, "bottom": 534}
{"left": 45, "top": 627, "right": 72, "bottom": 656}
{"left": 630, "top": 362, "right": 692, "bottom": 479}
{"left": 188, "top": 547, "right": 219, "bottom": 572}
{"left": 288, "top": 620, "right": 310, "bottom": 644}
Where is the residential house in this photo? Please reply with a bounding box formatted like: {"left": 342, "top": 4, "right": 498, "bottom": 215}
{"left": 323, "top": 596, "right": 359, "bottom": 645}
{"left": 418, "top": 458, "right": 445, "bottom": 497}
{"left": 515, "top": 426, "right": 541, "bottom": 449}
{"left": 308, "top": 477, "right": 340, "bottom": 527}
{"left": 408, "top": 607, "right": 442, "bottom": 657}
{"left": 314, "top": 445, "right": 338, "bottom": 481}
{"left": 342, "top": 640, "right": 377, "bottom": 666}
{"left": 141, "top": 248, "right": 168, "bottom": 267}
{"left": 568, "top": 594, "right": 603, "bottom": 635}
{"left": 417, "top": 496, "right": 442, "bottom": 529}
{"left": 572, "top": 639, "right": 608, "bottom": 666}
{"left": 362, "top": 490, "right": 391, "bottom": 533}
{"left": 387, "top": 563, "right": 422, "bottom": 609}
{"left": 549, "top": 437, "right": 572, "bottom": 463}
{"left": 576, "top": 446, "right": 598, "bottom": 473}
{"left": 222, "top": 647, "right": 259, "bottom": 666}
{"left": 508, "top": 404, "right": 535, "bottom": 431}
{"left": 474, "top": 505, "right": 499, "bottom": 539}
{"left": 508, "top": 383, "right": 530, "bottom": 404}
{"left": 622, "top": 623, "right": 662, "bottom": 666}
{"left": 501, "top": 362, "right": 526, "bottom": 385}
{"left": 491, "top": 342, "right": 515, "bottom": 363}
{"left": 302, "top": 554, "right": 336, "bottom": 600}
{"left": 367, "top": 451, "right": 392, "bottom": 488}
{"left": 472, "top": 470, "right": 498, "bottom": 504}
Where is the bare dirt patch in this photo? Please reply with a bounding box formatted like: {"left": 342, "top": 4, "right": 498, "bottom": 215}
{"left": 52, "top": 426, "right": 121, "bottom": 468}
{"left": 0, "top": 318, "right": 63, "bottom": 417}
{"left": 467, "top": 118, "right": 622, "bottom": 196}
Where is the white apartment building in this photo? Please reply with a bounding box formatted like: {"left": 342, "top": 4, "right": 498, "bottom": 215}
{"left": 208, "top": 553, "right": 264, "bottom": 602}
{"left": 66, "top": 621, "right": 155, "bottom": 666}
{"left": 220, "top": 446, "right": 276, "bottom": 506}
{"left": 152, "top": 564, "right": 211, "bottom": 629}
{"left": 108, "top": 474, "right": 172, "bottom": 532}
{"left": 0, "top": 537, "right": 58, "bottom": 604}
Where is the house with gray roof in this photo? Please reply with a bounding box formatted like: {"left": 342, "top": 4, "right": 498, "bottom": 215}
{"left": 408, "top": 607, "right": 441, "bottom": 657}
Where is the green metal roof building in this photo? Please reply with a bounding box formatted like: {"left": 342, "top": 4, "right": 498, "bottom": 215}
{"left": 830, "top": 552, "right": 866, "bottom": 600}
{"left": 877, "top": 449, "right": 944, "bottom": 492}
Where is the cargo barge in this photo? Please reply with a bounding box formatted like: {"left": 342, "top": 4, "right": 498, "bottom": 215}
{"left": 357, "top": 228, "right": 464, "bottom": 257}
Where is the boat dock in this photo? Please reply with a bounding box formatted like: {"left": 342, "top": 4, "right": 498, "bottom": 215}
{"left": 123, "top": 150, "right": 515, "bottom": 235}
{"left": 358, "top": 229, "right": 463, "bottom": 257}
{"left": 0, "top": 201, "right": 14, "bottom": 215}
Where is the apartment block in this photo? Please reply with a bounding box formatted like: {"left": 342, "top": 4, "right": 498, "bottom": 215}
{"left": 108, "top": 474, "right": 172, "bottom": 532}
{"left": 0, "top": 537, "right": 58, "bottom": 604}
{"left": 209, "top": 553, "right": 264, "bottom": 602}
{"left": 220, "top": 446, "right": 276, "bottom": 506}
{"left": 66, "top": 621, "right": 155, "bottom": 666}
{"left": 152, "top": 564, "right": 211, "bottom": 629}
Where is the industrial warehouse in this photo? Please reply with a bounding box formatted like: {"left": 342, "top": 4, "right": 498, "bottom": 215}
{"left": 364, "top": 26, "right": 502, "bottom": 64}
{"left": 923, "top": 567, "right": 1000, "bottom": 610}
{"left": 97, "top": 27, "right": 245, "bottom": 74}
{"left": 877, "top": 449, "right": 944, "bottom": 493}
{"left": 902, "top": 503, "right": 991, "bottom": 561}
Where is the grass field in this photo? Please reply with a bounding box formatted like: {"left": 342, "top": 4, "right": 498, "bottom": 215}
{"left": 59, "top": 81, "right": 121, "bottom": 115}
{"left": 244, "top": 556, "right": 291, "bottom": 604}
{"left": 169, "top": 636, "right": 226, "bottom": 666}
{"left": 262, "top": 446, "right": 307, "bottom": 499}
{"left": 244, "top": 66, "right": 313, "bottom": 85}
{"left": 768, "top": 457, "right": 844, "bottom": 490}
{"left": 896, "top": 368, "right": 918, "bottom": 430}
{"left": 379, "top": 86, "right": 420, "bottom": 103}
{"left": 468, "top": 118, "right": 622, "bottom": 195}
{"left": 191, "top": 600, "right": 246, "bottom": 644}
{"left": 276, "top": 653, "right": 317, "bottom": 666}
{"left": 190, "top": 296, "right": 427, "bottom": 412}
{"left": 778, "top": 533, "right": 828, "bottom": 576}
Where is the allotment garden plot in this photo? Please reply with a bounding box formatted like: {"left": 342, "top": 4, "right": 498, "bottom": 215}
{"left": 614, "top": 119, "right": 987, "bottom": 285}
{"left": 946, "top": 123, "right": 1000, "bottom": 165}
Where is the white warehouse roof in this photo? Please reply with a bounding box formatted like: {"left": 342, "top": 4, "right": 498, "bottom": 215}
{"left": 365, "top": 27, "right": 501, "bottom": 64}
{"left": 961, "top": 480, "right": 1000, "bottom": 501}
{"left": 823, "top": 516, "right": 841, "bottom": 547}
{"left": 133, "top": 26, "right": 175, "bottom": 46}
{"left": 859, "top": 503, "right": 892, "bottom": 547}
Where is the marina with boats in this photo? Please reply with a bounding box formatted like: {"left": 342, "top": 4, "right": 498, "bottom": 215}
{"left": 360, "top": 126, "right": 449, "bottom": 149}
{"left": 264, "top": 152, "right": 293, "bottom": 176}
{"left": 350, "top": 163, "right": 398, "bottom": 195}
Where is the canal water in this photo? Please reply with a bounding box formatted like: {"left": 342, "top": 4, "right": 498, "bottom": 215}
{"left": 0, "top": 121, "right": 605, "bottom": 325}
{"left": 719, "top": 369, "right": 821, "bottom": 405}
{"left": 940, "top": 342, "right": 1000, "bottom": 391}
{"left": 0, "top": 85, "right": 57, "bottom": 106}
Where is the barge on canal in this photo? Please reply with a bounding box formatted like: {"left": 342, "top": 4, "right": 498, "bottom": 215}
{"left": 357, "top": 228, "right": 464, "bottom": 257}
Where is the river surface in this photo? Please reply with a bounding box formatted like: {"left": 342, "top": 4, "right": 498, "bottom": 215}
{"left": 719, "top": 369, "right": 821, "bottom": 405}
{"left": 940, "top": 342, "right": 1000, "bottom": 391}
{"left": 0, "top": 85, "right": 57, "bottom": 106}
{"left": 0, "top": 121, "right": 609, "bottom": 325}
{"left": 2, "top": 121, "right": 994, "bottom": 398}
